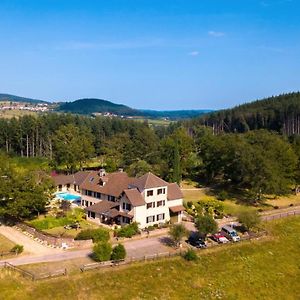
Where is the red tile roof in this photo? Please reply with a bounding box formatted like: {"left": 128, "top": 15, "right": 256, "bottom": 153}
{"left": 123, "top": 189, "right": 145, "bottom": 206}
{"left": 52, "top": 171, "right": 90, "bottom": 186}
{"left": 169, "top": 205, "right": 185, "bottom": 213}
{"left": 85, "top": 200, "right": 119, "bottom": 214}
{"left": 80, "top": 171, "right": 135, "bottom": 198}
{"left": 132, "top": 172, "right": 168, "bottom": 191}
{"left": 167, "top": 183, "right": 183, "bottom": 201}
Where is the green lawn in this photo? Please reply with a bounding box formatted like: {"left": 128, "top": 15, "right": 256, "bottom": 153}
{"left": 44, "top": 220, "right": 100, "bottom": 238}
{"left": 0, "top": 217, "right": 299, "bottom": 299}
{"left": 181, "top": 181, "right": 296, "bottom": 217}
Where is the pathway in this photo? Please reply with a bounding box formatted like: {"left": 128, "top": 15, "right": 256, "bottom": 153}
{"left": 0, "top": 206, "right": 299, "bottom": 266}
{"left": 0, "top": 225, "right": 62, "bottom": 256}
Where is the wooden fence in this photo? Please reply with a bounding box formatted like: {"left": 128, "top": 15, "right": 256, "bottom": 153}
{"left": 1, "top": 262, "right": 67, "bottom": 281}
{"left": 80, "top": 250, "right": 182, "bottom": 272}
{"left": 262, "top": 210, "right": 300, "bottom": 222}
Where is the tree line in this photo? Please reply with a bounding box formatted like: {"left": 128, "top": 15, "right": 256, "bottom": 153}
{"left": 186, "top": 92, "right": 300, "bottom": 135}
{"left": 1, "top": 112, "right": 300, "bottom": 205}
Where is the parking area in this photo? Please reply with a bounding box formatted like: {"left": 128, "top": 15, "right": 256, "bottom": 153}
{"left": 124, "top": 236, "right": 175, "bottom": 259}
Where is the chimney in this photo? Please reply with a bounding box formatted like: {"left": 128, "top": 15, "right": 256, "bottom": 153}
{"left": 99, "top": 168, "right": 106, "bottom": 177}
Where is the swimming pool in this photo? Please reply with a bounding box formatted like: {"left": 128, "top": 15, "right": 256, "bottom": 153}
{"left": 55, "top": 192, "right": 81, "bottom": 201}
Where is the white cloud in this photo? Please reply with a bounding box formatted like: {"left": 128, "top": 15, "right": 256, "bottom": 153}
{"left": 188, "top": 51, "right": 199, "bottom": 56}
{"left": 208, "top": 31, "right": 225, "bottom": 38}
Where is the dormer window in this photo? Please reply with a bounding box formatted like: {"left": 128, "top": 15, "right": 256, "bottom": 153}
{"left": 99, "top": 168, "right": 106, "bottom": 177}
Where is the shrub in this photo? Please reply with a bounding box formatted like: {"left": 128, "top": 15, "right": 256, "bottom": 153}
{"left": 145, "top": 225, "right": 155, "bottom": 231}
{"left": 183, "top": 248, "right": 198, "bottom": 261}
{"left": 92, "top": 242, "right": 112, "bottom": 262}
{"left": 169, "top": 224, "right": 187, "bottom": 247}
{"left": 238, "top": 210, "right": 261, "bottom": 231}
{"left": 10, "top": 244, "right": 24, "bottom": 254}
{"left": 217, "top": 190, "right": 228, "bottom": 201}
{"left": 111, "top": 244, "right": 126, "bottom": 261}
{"left": 186, "top": 201, "right": 193, "bottom": 208}
{"left": 195, "top": 214, "right": 218, "bottom": 237}
{"left": 75, "top": 228, "right": 109, "bottom": 243}
{"left": 115, "top": 222, "right": 139, "bottom": 238}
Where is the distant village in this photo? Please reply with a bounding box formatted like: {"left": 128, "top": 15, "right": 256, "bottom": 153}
{"left": 0, "top": 101, "right": 51, "bottom": 112}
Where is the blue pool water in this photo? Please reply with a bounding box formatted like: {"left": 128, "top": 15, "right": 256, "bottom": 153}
{"left": 56, "top": 192, "right": 81, "bottom": 201}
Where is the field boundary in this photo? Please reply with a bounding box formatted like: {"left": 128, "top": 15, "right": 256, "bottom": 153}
{"left": 80, "top": 250, "right": 182, "bottom": 272}
{"left": 0, "top": 261, "right": 67, "bottom": 281}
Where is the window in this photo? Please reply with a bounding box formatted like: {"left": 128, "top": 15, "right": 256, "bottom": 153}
{"left": 90, "top": 212, "right": 95, "bottom": 219}
{"left": 157, "top": 200, "right": 165, "bottom": 207}
{"left": 81, "top": 200, "right": 85, "bottom": 206}
{"left": 89, "top": 202, "right": 93, "bottom": 206}
{"left": 146, "top": 216, "right": 155, "bottom": 223}
{"left": 156, "top": 213, "right": 165, "bottom": 221}
{"left": 157, "top": 188, "right": 166, "bottom": 195}
{"left": 122, "top": 216, "right": 130, "bottom": 224}
{"left": 147, "top": 190, "right": 153, "bottom": 197}
{"left": 122, "top": 202, "right": 131, "bottom": 211}
{"left": 95, "top": 192, "right": 101, "bottom": 199}
{"left": 87, "top": 190, "right": 92, "bottom": 197}
{"left": 147, "top": 202, "right": 155, "bottom": 209}
{"left": 85, "top": 200, "right": 89, "bottom": 206}
{"left": 108, "top": 195, "right": 115, "bottom": 202}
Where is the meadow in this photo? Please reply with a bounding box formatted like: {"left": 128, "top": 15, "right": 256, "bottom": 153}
{"left": 0, "top": 216, "right": 299, "bottom": 299}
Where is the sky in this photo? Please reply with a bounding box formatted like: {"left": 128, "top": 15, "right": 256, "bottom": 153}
{"left": 0, "top": 0, "right": 299, "bottom": 110}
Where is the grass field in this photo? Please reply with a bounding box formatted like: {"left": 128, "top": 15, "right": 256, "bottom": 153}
{"left": 181, "top": 180, "right": 300, "bottom": 216}
{"left": 0, "top": 216, "right": 299, "bottom": 299}
{"left": 0, "top": 234, "right": 15, "bottom": 253}
{"left": 0, "top": 109, "right": 37, "bottom": 119}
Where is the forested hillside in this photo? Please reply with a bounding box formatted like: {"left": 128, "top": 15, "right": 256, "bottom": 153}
{"left": 57, "top": 98, "right": 138, "bottom": 115}
{"left": 0, "top": 93, "right": 49, "bottom": 104}
{"left": 188, "top": 92, "right": 300, "bottom": 135}
{"left": 57, "top": 98, "right": 210, "bottom": 119}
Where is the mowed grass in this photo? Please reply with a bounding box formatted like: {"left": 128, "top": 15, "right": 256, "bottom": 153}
{"left": 181, "top": 181, "right": 299, "bottom": 217}
{"left": 0, "top": 234, "right": 15, "bottom": 253}
{"left": 1, "top": 217, "right": 300, "bottom": 300}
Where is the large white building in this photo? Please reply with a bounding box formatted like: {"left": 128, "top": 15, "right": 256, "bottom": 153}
{"left": 79, "top": 170, "right": 185, "bottom": 228}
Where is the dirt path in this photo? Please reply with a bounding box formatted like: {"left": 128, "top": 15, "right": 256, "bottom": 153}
{"left": 0, "top": 225, "right": 62, "bottom": 256}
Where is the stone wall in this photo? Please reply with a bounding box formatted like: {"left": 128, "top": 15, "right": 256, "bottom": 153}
{"left": 15, "top": 222, "right": 93, "bottom": 249}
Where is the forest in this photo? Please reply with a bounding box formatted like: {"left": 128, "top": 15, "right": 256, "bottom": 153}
{"left": 0, "top": 106, "right": 299, "bottom": 205}
{"left": 187, "top": 92, "right": 300, "bottom": 135}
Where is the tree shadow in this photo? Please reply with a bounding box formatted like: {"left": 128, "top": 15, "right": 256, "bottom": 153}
{"left": 158, "top": 236, "right": 174, "bottom": 247}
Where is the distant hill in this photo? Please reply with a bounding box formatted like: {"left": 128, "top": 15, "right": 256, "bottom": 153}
{"left": 0, "top": 93, "right": 49, "bottom": 104}
{"left": 189, "top": 92, "right": 300, "bottom": 135}
{"left": 57, "top": 98, "right": 139, "bottom": 116}
{"left": 56, "top": 98, "right": 211, "bottom": 119}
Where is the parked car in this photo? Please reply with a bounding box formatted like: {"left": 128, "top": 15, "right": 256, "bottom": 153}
{"left": 187, "top": 232, "right": 207, "bottom": 248}
{"left": 221, "top": 225, "right": 240, "bottom": 242}
{"left": 211, "top": 232, "right": 229, "bottom": 244}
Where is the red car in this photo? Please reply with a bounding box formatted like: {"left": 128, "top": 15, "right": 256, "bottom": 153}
{"left": 211, "top": 232, "right": 229, "bottom": 244}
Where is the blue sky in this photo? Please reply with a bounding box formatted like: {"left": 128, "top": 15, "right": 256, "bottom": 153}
{"left": 0, "top": 0, "right": 299, "bottom": 110}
